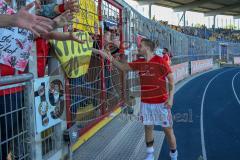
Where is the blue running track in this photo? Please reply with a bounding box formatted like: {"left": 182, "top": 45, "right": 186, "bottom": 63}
{"left": 158, "top": 68, "right": 240, "bottom": 160}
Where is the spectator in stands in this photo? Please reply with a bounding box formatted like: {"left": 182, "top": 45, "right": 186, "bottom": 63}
{"left": 104, "top": 23, "right": 121, "bottom": 59}
{"left": 163, "top": 48, "right": 171, "bottom": 65}
{"left": 35, "top": 0, "right": 79, "bottom": 18}
{"left": 35, "top": 0, "right": 83, "bottom": 42}
{"left": 155, "top": 17, "right": 240, "bottom": 43}
{"left": 35, "top": 0, "right": 84, "bottom": 77}
{"left": 103, "top": 23, "right": 121, "bottom": 93}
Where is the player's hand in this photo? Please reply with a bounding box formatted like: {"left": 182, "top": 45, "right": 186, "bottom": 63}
{"left": 164, "top": 98, "right": 173, "bottom": 109}
{"left": 91, "top": 48, "right": 114, "bottom": 62}
{"left": 14, "top": 2, "right": 54, "bottom": 37}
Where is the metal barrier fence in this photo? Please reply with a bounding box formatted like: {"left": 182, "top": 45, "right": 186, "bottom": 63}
{"left": 104, "top": 63, "right": 124, "bottom": 111}
{"left": 68, "top": 62, "right": 102, "bottom": 128}
{"left": 0, "top": 74, "right": 33, "bottom": 160}
{"left": 65, "top": 0, "right": 124, "bottom": 138}
{"left": 0, "top": 75, "right": 64, "bottom": 160}
{"left": 67, "top": 57, "right": 124, "bottom": 127}
{"left": 119, "top": 0, "right": 240, "bottom": 64}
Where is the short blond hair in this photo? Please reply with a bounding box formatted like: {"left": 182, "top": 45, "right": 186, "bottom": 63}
{"left": 141, "top": 38, "right": 155, "bottom": 52}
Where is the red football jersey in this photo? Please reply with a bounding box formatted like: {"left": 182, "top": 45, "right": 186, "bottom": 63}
{"left": 129, "top": 55, "right": 172, "bottom": 104}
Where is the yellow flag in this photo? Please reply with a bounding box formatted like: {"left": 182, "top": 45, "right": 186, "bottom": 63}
{"left": 50, "top": 32, "right": 93, "bottom": 78}
{"left": 73, "top": 0, "right": 99, "bottom": 34}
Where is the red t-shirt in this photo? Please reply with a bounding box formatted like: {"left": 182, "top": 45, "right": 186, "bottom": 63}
{"left": 36, "top": 38, "right": 49, "bottom": 77}
{"left": 163, "top": 54, "right": 170, "bottom": 65}
{"left": 129, "top": 55, "right": 172, "bottom": 104}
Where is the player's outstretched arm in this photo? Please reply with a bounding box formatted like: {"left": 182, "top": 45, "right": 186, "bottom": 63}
{"left": 92, "top": 48, "right": 132, "bottom": 72}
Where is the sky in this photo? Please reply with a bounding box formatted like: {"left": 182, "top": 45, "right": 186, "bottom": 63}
{"left": 125, "top": 0, "right": 240, "bottom": 29}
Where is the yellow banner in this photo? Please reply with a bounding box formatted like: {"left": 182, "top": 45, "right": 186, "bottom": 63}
{"left": 73, "top": 0, "right": 99, "bottom": 34}
{"left": 50, "top": 32, "right": 93, "bottom": 78}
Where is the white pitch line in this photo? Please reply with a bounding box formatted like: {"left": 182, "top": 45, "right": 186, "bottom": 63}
{"left": 232, "top": 72, "right": 240, "bottom": 105}
{"left": 200, "top": 69, "right": 234, "bottom": 160}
